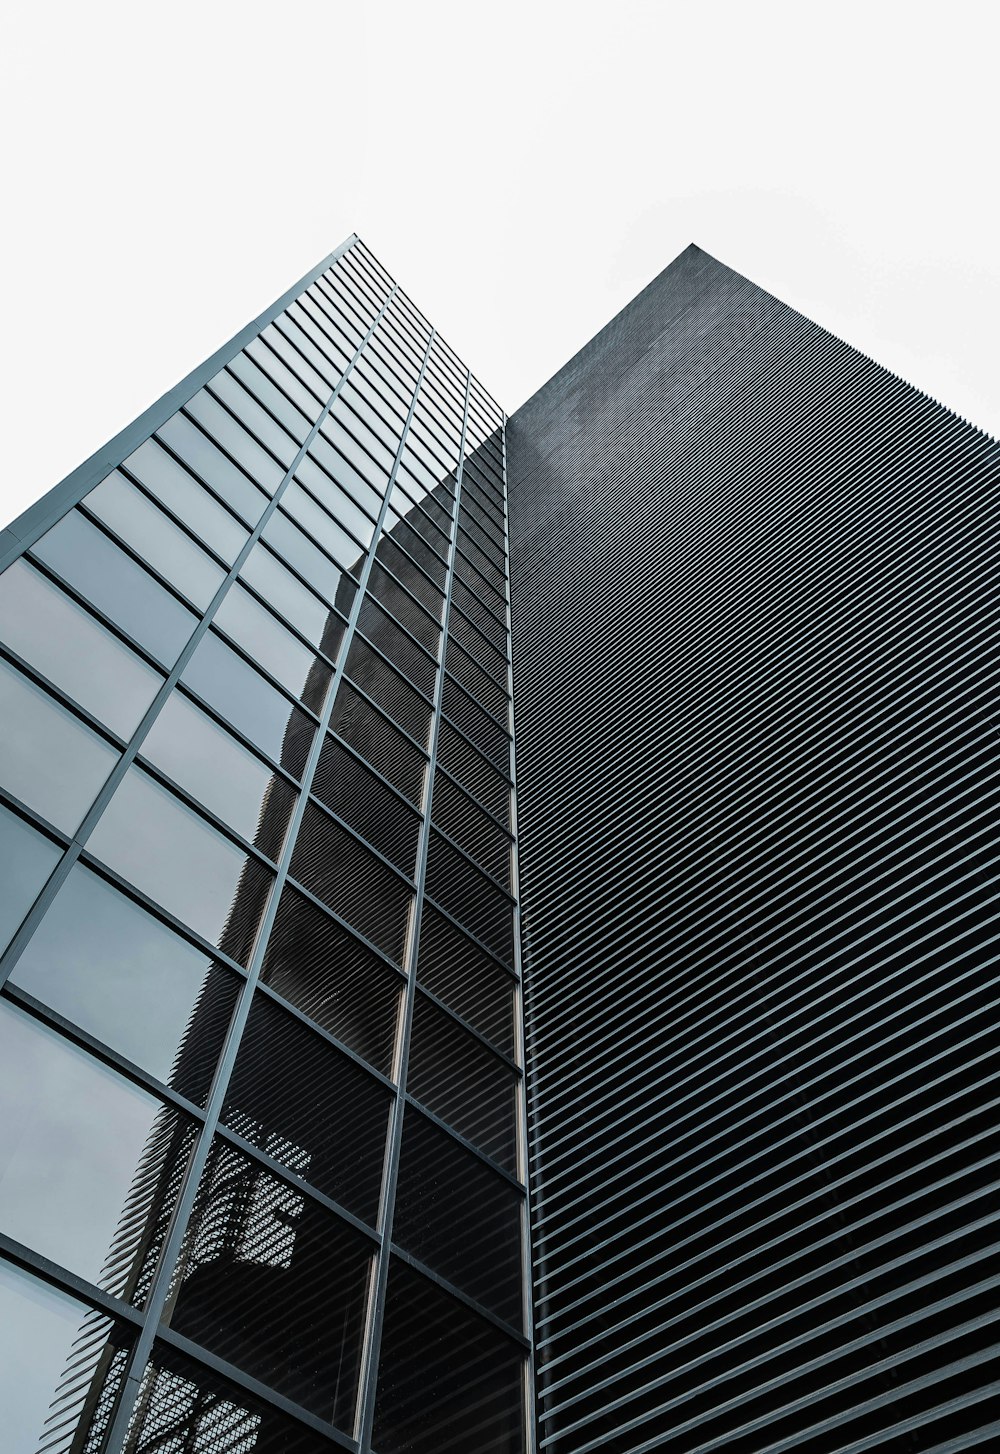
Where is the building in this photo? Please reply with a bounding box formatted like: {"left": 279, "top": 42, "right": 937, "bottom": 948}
{"left": 0, "top": 235, "right": 997, "bottom": 1454}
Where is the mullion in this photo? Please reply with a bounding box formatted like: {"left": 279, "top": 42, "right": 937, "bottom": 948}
{"left": 354, "top": 367, "right": 474, "bottom": 1449}
{"left": 149, "top": 422, "right": 267, "bottom": 530}
{"left": 98, "top": 302, "right": 437, "bottom": 1454}
{"left": 117, "top": 463, "right": 235, "bottom": 572}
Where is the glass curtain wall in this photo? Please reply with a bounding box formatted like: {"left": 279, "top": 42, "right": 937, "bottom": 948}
{"left": 0, "top": 239, "right": 527, "bottom": 1454}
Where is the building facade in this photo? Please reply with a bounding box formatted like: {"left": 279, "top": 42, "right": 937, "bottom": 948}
{"left": 0, "top": 235, "right": 998, "bottom": 1454}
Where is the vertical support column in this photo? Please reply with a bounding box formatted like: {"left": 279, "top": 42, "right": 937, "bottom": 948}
{"left": 100, "top": 302, "right": 438, "bottom": 1454}
{"left": 354, "top": 364, "right": 474, "bottom": 1451}
{"left": 503, "top": 413, "right": 539, "bottom": 1454}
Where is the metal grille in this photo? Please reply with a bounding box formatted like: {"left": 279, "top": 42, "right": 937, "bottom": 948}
{"left": 508, "top": 244, "right": 1000, "bottom": 1454}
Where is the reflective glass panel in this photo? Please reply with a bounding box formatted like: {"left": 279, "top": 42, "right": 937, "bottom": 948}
{"left": 223, "top": 992, "right": 392, "bottom": 1222}
{"left": 157, "top": 412, "right": 270, "bottom": 525}
{"left": 166, "top": 1142, "right": 371, "bottom": 1426}
{"left": 394, "top": 1108, "right": 522, "bottom": 1325}
{"left": 0, "top": 802, "right": 61, "bottom": 955}
{"left": 31, "top": 510, "right": 197, "bottom": 664}
{"left": 87, "top": 768, "right": 273, "bottom": 963}
{"left": 123, "top": 436, "right": 250, "bottom": 562}
{"left": 407, "top": 992, "right": 518, "bottom": 1171}
{"left": 0, "top": 1001, "right": 195, "bottom": 1300}
{"left": 0, "top": 558, "right": 162, "bottom": 737}
{"left": 214, "top": 583, "right": 331, "bottom": 712}
{"left": 260, "top": 885, "right": 401, "bottom": 1076}
{"left": 9, "top": 863, "right": 239, "bottom": 1101}
{"left": 0, "top": 658, "right": 119, "bottom": 832}
{"left": 374, "top": 1258, "right": 525, "bottom": 1454}
{"left": 0, "top": 1261, "right": 131, "bottom": 1454}
{"left": 185, "top": 389, "right": 287, "bottom": 490}
{"left": 141, "top": 690, "right": 296, "bottom": 857}
{"left": 239, "top": 541, "right": 333, "bottom": 648}
{"left": 262, "top": 507, "right": 359, "bottom": 609}
{"left": 85, "top": 471, "right": 226, "bottom": 607}
{"left": 181, "top": 631, "right": 314, "bottom": 775}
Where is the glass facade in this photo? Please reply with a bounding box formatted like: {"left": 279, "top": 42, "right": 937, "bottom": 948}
{"left": 0, "top": 238, "right": 527, "bottom": 1453}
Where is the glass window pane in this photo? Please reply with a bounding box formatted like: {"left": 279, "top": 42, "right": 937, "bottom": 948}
{"left": 262, "top": 507, "right": 359, "bottom": 610}
{"left": 408, "top": 992, "right": 517, "bottom": 1172}
{"left": 206, "top": 369, "right": 302, "bottom": 462}
{"left": 260, "top": 885, "right": 401, "bottom": 1077}
{"left": 141, "top": 690, "right": 296, "bottom": 858}
{"left": 0, "top": 558, "right": 162, "bottom": 737}
{"left": 31, "top": 510, "right": 198, "bottom": 665}
{"left": 290, "top": 802, "right": 412, "bottom": 964}
{"left": 224, "top": 992, "right": 391, "bottom": 1221}
{"left": 239, "top": 541, "right": 333, "bottom": 649}
{"left": 394, "top": 1108, "right": 522, "bottom": 1325}
{"left": 214, "top": 583, "right": 331, "bottom": 712}
{"left": 157, "top": 412, "right": 270, "bottom": 525}
{"left": 0, "top": 1000, "right": 196, "bottom": 1301}
{"left": 0, "top": 1261, "right": 131, "bottom": 1454}
{"left": 85, "top": 471, "right": 226, "bottom": 607}
{"left": 122, "top": 1340, "right": 337, "bottom": 1454}
{"left": 87, "top": 768, "right": 273, "bottom": 963}
{"left": 166, "top": 1139, "right": 371, "bottom": 1426}
{"left": 295, "top": 451, "right": 377, "bottom": 548}
{"left": 0, "top": 658, "right": 119, "bottom": 832}
{"left": 416, "top": 905, "right": 515, "bottom": 1056}
{"left": 185, "top": 389, "right": 287, "bottom": 492}
{"left": 374, "top": 1258, "right": 525, "bottom": 1454}
{"left": 0, "top": 802, "right": 61, "bottom": 955}
{"left": 181, "top": 631, "right": 314, "bottom": 776}
{"left": 123, "top": 436, "right": 250, "bottom": 562}
{"left": 9, "top": 863, "right": 239, "bottom": 1101}
{"left": 282, "top": 480, "right": 362, "bottom": 567}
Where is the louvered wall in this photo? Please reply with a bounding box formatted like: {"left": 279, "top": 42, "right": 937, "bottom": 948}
{"left": 507, "top": 244, "right": 1000, "bottom": 1454}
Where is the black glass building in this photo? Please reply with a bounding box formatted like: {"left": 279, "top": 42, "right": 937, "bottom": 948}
{"left": 0, "top": 236, "right": 997, "bottom": 1454}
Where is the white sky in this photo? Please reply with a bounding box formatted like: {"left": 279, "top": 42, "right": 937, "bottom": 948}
{"left": 2, "top": 0, "right": 998, "bottom": 530}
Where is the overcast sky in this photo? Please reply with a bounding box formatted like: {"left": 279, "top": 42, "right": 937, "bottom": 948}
{"left": 2, "top": 0, "right": 997, "bottom": 529}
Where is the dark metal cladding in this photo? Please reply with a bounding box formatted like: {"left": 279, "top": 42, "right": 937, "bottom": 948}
{"left": 508, "top": 244, "right": 1000, "bottom": 1454}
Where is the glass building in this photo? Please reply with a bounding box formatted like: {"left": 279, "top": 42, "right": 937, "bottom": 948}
{"left": 1, "top": 235, "right": 998, "bottom": 1454}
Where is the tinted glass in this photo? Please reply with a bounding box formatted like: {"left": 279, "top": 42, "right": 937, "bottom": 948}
{"left": 184, "top": 389, "right": 288, "bottom": 489}
{"left": 416, "top": 904, "right": 515, "bottom": 1055}
{"left": 282, "top": 480, "right": 362, "bottom": 567}
{"left": 31, "top": 510, "right": 197, "bottom": 664}
{"left": 0, "top": 803, "right": 61, "bottom": 954}
{"left": 85, "top": 471, "right": 226, "bottom": 607}
{"left": 240, "top": 541, "right": 333, "bottom": 648}
{"left": 167, "top": 1143, "right": 371, "bottom": 1426}
{"left": 122, "top": 1341, "right": 338, "bottom": 1454}
{"left": 181, "top": 631, "right": 314, "bottom": 774}
{"left": 223, "top": 992, "right": 392, "bottom": 1222}
{"left": 394, "top": 1109, "right": 523, "bottom": 1324}
{"left": 157, "top": 412, "right": 270, "bottom": 525}
{"left": 0, "top": 558, "right": 162, "bottom": 737}
{"left": 263, "top": 507, "right": 359, "bottom": 609}
{"left": 87, "top": 768, "right": 273, "bottom": 963}
{"left": 214, "top": 583, "right": 331, "bottom": 711}
{"left": 374, "top": 1258, "right": 525, "bottom": 1454}
{"left": 0, "top": 658, "right": 119, "bottom": 831}
{"left": 141, "top": 690, "right": 296, "bottom": 857}
{"left": 290, "top": 803, "right": 413, "bottom": 964}
{"left": 9, "top": 863, "right": 239, "bottom": 1100}
{"left": 260, "top": 885, "right": 402, "bottom": 1076}
{"left": 0, "top": 1001, "right": 195, "bottom": 1300}
{"left": 125, "top": 435, "right": 250, "bottom": 560}
{"left": 407, "top": 992, "right": 518, "bottom": 1171}
{"left": 0, "top": 1261, "right": 130, "bottom": 1454}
